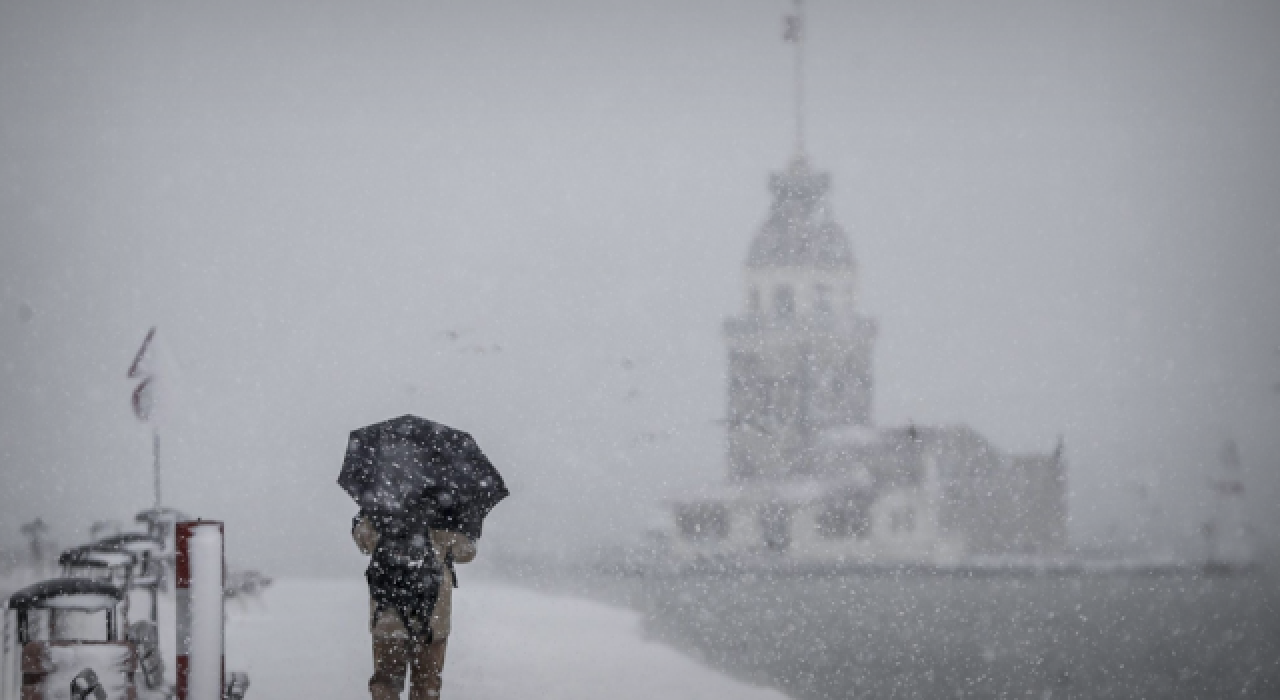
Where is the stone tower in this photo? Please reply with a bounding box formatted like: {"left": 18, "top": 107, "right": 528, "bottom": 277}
{"left": 724, "top": 155, "right": 877, "bottom": 480}
{"left": 723, "top": 0, "right": 876, "bottom": 481}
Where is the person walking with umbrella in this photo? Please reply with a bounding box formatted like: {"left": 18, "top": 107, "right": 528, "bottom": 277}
{"left": 340, "top": 415, "right": 508, "bottom": 700}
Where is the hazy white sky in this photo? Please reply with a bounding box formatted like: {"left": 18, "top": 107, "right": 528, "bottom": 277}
{"left": 2, "top": 0, "right": 1278, "bottom": 574}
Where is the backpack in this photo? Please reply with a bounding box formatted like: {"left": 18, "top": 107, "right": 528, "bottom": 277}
{"left": 364, "top": 511, "right": 442, "bottom": 642}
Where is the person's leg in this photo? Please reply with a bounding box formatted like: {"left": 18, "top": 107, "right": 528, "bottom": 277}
{"left": 369, "top": 635, "right": 410, "bottom": 700}
{"left": 407, "top": 638, "right": 448, "bottom": 700}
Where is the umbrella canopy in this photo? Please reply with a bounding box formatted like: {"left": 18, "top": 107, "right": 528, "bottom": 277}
{"left": 339, "top": 415, "right": 507, "bottom": 539}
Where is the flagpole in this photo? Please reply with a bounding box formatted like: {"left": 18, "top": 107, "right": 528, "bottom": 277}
{"left": 789, "top": 0, "right": 807, "bottom": 158}
{"left": 153, "top": 429, "right": 162, "bottom": 509}
{"left": 798, "top": 0, "right": 805, "bottom": 156}
{"left": 129, "top": 326, "right": 164, "bottom": 510}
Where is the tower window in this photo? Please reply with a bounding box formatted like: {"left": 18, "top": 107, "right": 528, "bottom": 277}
{"left": 759, "top": 505, "right": 792, "bottom": 551}
{"left": 816, "top": 492, "right": 873, "bottom": 539}
{"left": 891, "top": 506, "right": 916, "bottom": 534}
{"left": 814, "top": 284, "right": 831, "bottom": 313}
{"left": 676, "top": 503, "right": 730, "bottom": 540}
{"left": 774, "top": 285, "right": 795, "bottom": 317}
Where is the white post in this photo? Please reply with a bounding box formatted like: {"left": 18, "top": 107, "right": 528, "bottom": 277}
{"left": 176, "top": 521, "right": 224, "bottom": 700}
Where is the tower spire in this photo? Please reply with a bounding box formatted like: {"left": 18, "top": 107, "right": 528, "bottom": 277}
{"left": 784, "top": 0, "right": 807, "bottom": 159}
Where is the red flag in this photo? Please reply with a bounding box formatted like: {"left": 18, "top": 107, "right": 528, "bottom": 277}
{"left": 132, "top": 377, "right": 155, "bottom": 422}
{"left": 128, "top": 326, "right": 158, "bottom": 379}
{"left": 128, "top": 327, "right": 164, "bottom": 424}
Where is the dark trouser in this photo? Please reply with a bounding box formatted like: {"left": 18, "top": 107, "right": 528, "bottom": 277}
{"left": 370, "top": 636, "right": 448, "bottom": 700}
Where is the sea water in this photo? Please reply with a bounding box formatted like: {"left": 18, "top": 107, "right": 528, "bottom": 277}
{"left": 634, "top": 570, "right": 1280, "bottom": 699}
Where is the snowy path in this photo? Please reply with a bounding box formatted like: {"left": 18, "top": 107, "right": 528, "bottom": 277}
{"left": 225, "top": 579, "right": 789, "bottom": 700}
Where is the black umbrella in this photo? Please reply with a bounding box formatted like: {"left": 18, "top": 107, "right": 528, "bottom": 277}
{"left": 338, "top": 415, "right": 508, "bottom": 539}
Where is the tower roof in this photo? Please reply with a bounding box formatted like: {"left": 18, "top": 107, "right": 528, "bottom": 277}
{"left": 747, "top": 156, "right": 855, "bottom": 270}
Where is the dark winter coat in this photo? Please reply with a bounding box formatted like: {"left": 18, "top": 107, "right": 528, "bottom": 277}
{"left": 353, "top": 516, "right": 476, "bottom": 639}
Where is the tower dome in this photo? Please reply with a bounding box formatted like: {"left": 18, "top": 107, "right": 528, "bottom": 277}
{"left": 747, "top": 156, "right": 855, "bottom": 270}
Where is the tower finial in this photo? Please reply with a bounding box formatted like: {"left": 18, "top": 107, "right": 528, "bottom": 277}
{"left": 783, "top": 0, "right": 807, "bottom": 159}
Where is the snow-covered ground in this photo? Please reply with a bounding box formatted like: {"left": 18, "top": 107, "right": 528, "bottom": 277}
{"left": 225, "top": 579, "right": 789, "bottom": 700}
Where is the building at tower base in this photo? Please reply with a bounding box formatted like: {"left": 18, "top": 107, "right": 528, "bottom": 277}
{"left": 661, "top": 156, "right": 1068, "bottom": 568}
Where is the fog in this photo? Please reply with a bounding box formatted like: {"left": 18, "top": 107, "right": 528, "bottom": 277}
{"left": 2, "top": 0, "right": 1278, "bottom": 576}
